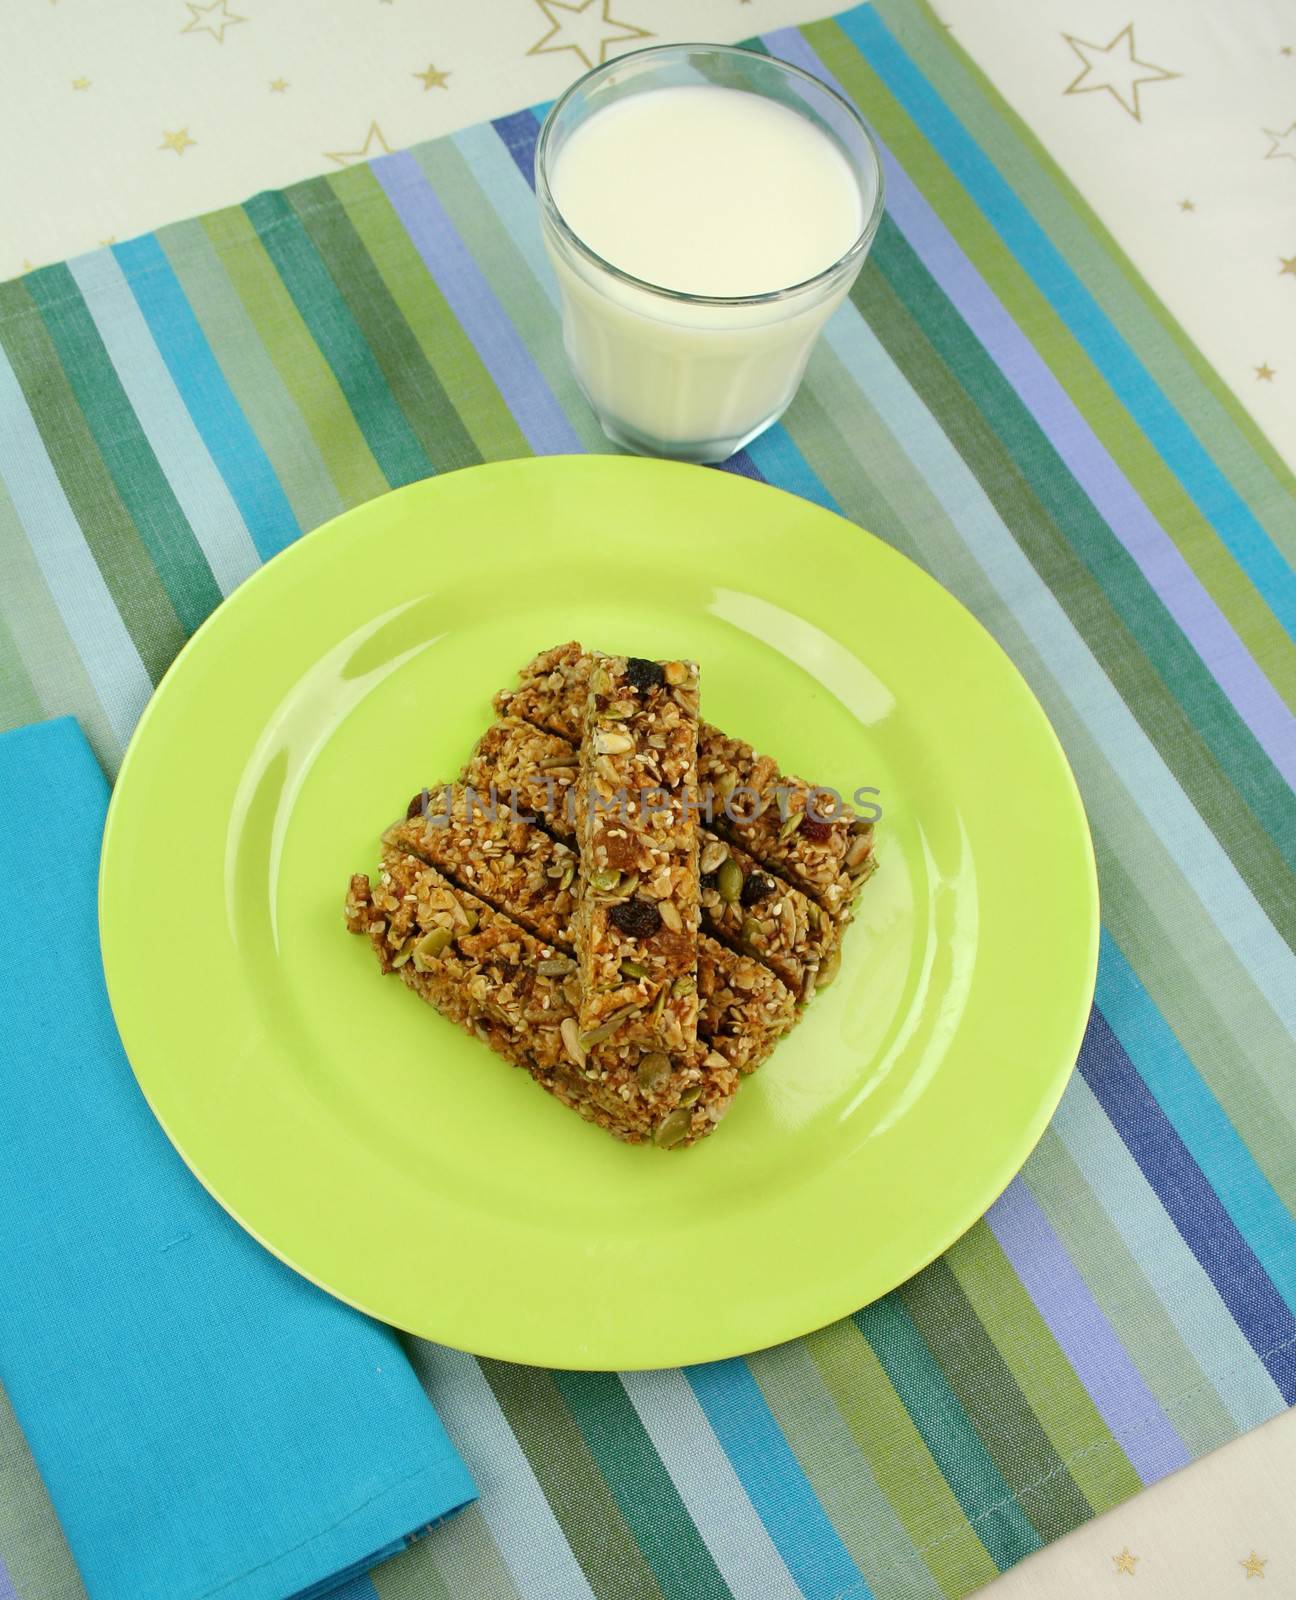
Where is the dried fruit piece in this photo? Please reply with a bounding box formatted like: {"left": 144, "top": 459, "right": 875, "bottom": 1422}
{"left": 609, "top": 897, "right": 664, "bottom": 939}
{"left": 625, "top": 656, "right": 666, "bottom": 693}
{"left": 740, "top": 870, "right": 777, "bottom": 907}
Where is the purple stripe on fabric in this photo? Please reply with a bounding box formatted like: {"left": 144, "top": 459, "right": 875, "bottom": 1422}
{"left": 492, "top": 109, "right": 542, "bottom": 190}
{"left": 986, "top": 1177, "right": 1192, "bottom": 1484}
{"left": 372, "top": 150, "right": 583, "bottom": 455}
{"left": 715, "top": 448, "right": 766, "bottom": 481}
{"left": 765, "top": 26, "right": 1296, "bottom": 790}
{"left": 0, "top": 1555, "right": 15, "bottom": 1600}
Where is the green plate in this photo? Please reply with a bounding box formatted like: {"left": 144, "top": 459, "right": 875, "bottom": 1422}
{"left": 100, "top": 456, "right": 1097, "bottom": 1370}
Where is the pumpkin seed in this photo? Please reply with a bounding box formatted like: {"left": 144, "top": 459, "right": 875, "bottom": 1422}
{"left": 578, "top": 1004, "right": 638, "bottom": 1050}
{"left": 779, "top": 811, "right": 804, "bottom": 842}
{"left": 536, "top": 956, "right": 575, "bottom": 977}
{"left": 717, "top": 858, "right": 744, "bottom": 905}
{"left": 671, "top": 973, "right": 696, "bottom": 997}
{"left": 636, "top": 1051, "right": 671, "bottom": 1094}
{"left": 678, "top": 1084, "right": 702, "bottom": 1108}
{"left": 652, "top": 1108, "right": 691, "bottom": 1148}
{"left": 589, "top": 867, "right": 622, "bottom": 893}
{"left": 620, "top": 960, "right": 648, "bottom": 981}
{"left": 816, "top": 950, "right": 842, "bottom": 989}
{"left": 740, "top": 916, "right": 762, "bottom": 948}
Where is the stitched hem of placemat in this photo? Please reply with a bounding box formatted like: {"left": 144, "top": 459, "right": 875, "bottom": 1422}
{"left": 0, "top": 162, "right": 465, "bottom": 322}
{"left": 192, "top": 1454, "right": 470, "bottom": 1600}
{"left": 814, "top": 1329, "right": 1296, "bottom": 1596}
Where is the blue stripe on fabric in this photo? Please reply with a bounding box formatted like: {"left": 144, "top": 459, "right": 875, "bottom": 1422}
{"left": 492, "top": 110, "right": 542, "bottom": 190}
{"left": 854, "top": 1296, "right": 1041, "bottom": 1571}
{"left": 1078, "top": 1005, "right": 1296, "bottom": 1402}
{"left": 1097, "top": 934, "right": 1296, "bottom": 1315}
{"left": 113, "top": 235, "right": 300, "bottom": 562}
{"left": 687, "top": 1358, "right": 865, "bottom": 1600}
{"left": 746, "top": 423, "right": 842, "bottom": 511}
{"left": 837, "top": 5, "right": 1296, "bottom": 642}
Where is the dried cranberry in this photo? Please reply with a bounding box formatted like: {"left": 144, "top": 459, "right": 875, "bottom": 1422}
{"left": 609, "top": 897, "right": 663, "bottom": 938}
{"left": 405, "top": 790, "right": 427, "bottom": 820}
{"left": 625, "top": 657, "right": 665, "bottom": 694}
{"left": 740, "top": 871, "right": 777, "bottom": 907}
{"left": 800, "top": 815, "right": 834, "bottom": 843}
{"left": 699, "top": 870, "right": 719, "bottom": 891}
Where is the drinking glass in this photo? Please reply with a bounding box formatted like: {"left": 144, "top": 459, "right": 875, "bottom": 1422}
{"left": 535, "top": 43, "right": 885, "bottom": 464}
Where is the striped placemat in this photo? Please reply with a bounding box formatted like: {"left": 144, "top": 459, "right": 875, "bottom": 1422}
{"left": 2, "top": 4, "right": 1294, "bottom": 1598}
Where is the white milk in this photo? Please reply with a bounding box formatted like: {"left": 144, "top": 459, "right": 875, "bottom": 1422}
{"left": 543, "top": 85, "right": 869, "bottom": 460}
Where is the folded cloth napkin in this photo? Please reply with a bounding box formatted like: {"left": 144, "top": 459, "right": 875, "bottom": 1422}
{"left": 0, "top": 719, "right": 475, "bottom": 1600}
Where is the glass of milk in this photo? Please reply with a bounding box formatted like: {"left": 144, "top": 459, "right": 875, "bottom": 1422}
{"left": 535, "top": 44, "right": 884, "bottom": 464}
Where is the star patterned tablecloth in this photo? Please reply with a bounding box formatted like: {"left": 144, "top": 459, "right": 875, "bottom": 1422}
{"left": 0, "top": 2, "right": 1294, "bottom": 1596}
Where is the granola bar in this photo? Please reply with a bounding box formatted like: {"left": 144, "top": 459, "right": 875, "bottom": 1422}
{"left": 380, "top": 799, "right": 795, "bottom": 1071}
{"left": 384, "top": 782, "right": 578, "bottom": 950}
{"left": 462, "top": 714, "right": 840, "bottom": 999}
{"left": 345, "top": 853, "right": 739, "bottom": 1148}
{"left": 574, "top": 654, "right": 700, "bottom": 1056}
{"left": 496, "top": 641, "right": 877, "bottom": 920}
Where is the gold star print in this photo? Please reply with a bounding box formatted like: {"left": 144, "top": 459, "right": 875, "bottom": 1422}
{"left": 1256, "top": 363, "right": 1276, "bottom": 381}
{"left": 1112, "top": 1547, "right": 1139, "bottom": 1576}
{"left": 1062, "top": 24, "right": 1179, "bottom": 121}
{"left": 99, "top": 235, "right": 117, "bottom": 246}
{"left": 1179, "top": 198, "right": 1195, "bottom": 211}
{"left": 1282, "top": 46, "right": 1293, "bottom": 57}
{"left": 414, "top": 63, "right": 450, "bottom": 89}
{"left": 1263, "top": 122, "right": 1296, "bottom": 162}
{"left": 1280, "top": 254, "right": 1296, "bottom": 275}
{"left": 160, "top": 127, "right": 196, "bottom": 154}
{"left": 21, "top": 258, "right": 34, "bottom": 271}
{"left": 269, "top": 77, "right": 288, "bottom": 92}
{"left": 181, "top": 0, "right": 246, "bottom": 44}
{"left": 1241, "top": 1552, "right": 1268, "bottom": 1579}
{"left": 325, "top": 120, "right": 391, "bottom": 167}
{"left": 71, "top": 76, "right": 91, "bottom": 91}
{"left": 527, "top": 0, "right": 651, "bottom": 71}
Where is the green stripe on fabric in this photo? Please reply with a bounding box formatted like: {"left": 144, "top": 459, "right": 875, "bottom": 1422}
{"left": 0, "top": 606, "right": 41, "bottom": 730}
{"left": 243, "top": 189, "right": 434, "bottom": 487}
{"left": 328, "top": 163, "right": 531, "bottom": 464}
{"left": 201, "top": 205, "right": 387, "bottom": 510}
{"left": 1098, "top": 847, "right": 1296, "bottom": 1195}
{"left": 370, "top": 1540, "right": 455, "bottom": 1600}
{"left": 878, "top": 0, "right": 1296, "bottom": 546}
{"left": 856, "top": 1294, "right": 1042, "bottom": 1572}
{"left": 898, "top": 1259, "right": 1094, "bottom": 1544}
{"left": 748, "top": 1338, "right": 944, "bottom": 1598}
{"left": 0, "top": 279, "right": 185, "bottom": 682}
{"left": 851, "top": 251, "right": 1296, "bottom": 948}
{"left": 870, "top": 216, "right": 1296, "bottom": 871}
{"left": 158, "top": 218, "right": 345, "bottom": 534}
{"left": 412, "top": 139, "right": 608, "bottom": 453}
{"left": 479, "top": 1361, "right": 665, "bottom": 1600}
{"left": 554, "top": 1372, "right": 731, "bottom": 1600}
{"left": 22, "top": 264, "right": 220, "bottom": 634}
{"left": 0, "top": 1385, "right": 86, "bottom": 1600}
{"left": 372, "top": 1502, "right": 520, "bottom": 1600}
{"left": 1025, "top": 1126, "right": 1240, "bottom": 1456}
{"left": 805, "top": 19, "right": 1296, "bottom": 701}
{"left": 285, "top": 174, "right": 482, "bottom": 474}
{"left": 946, "top": 1221, "right": 1142, "bottom": 1517}
{"left": 806, "top": 1319, "right": 999, "bottom": 1598}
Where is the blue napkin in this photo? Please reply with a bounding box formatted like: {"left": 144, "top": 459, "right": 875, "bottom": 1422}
{"left": 0, "top": 719, "right": 475, "bottom": 1600}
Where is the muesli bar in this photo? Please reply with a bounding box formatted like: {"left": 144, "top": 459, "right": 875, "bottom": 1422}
{"left": 574, "top": 654, "right": 700, "bottom": 1056}
{"left": 462, "top": 714, "right": 840, "bottom": 999}
{"left": 383, "top": 782, "right": 578, "bottom": 951}
{"left": 379, "top": 802, "right": 796, "bottom": 1071}
{"left": 496, "top": 641, "right": 876, "bottom": 919}
{"left": 345, "top": 853, "right": 738, "bottom": 1148}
